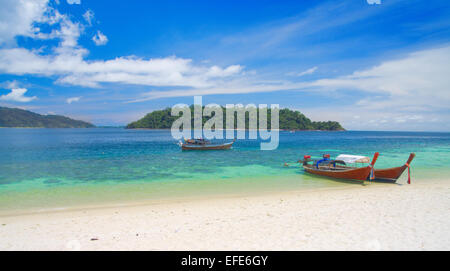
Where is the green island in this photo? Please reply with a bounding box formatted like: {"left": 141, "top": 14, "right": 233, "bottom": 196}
{"left": 126, "top": 106, "right": 344, "bottom": 131}
{"left": 0, "top": 107, "right": 95, "bottom": 128}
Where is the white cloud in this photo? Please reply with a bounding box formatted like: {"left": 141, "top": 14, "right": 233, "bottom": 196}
{"left": 205, "top": 65, "right": 243, "bottom": 77}
{"left": 0, "top": 0, "right": 49, "bottom": 45}
{"left": 92, "top": 31, "right": 108, "bottom": 46}
{"left": 126, "top": 45, "right": 450, "bottom": 131}
{"left": 127, "top": 80, "right": 308, "bottom": 102}
{"left": 83, "top": 10, "right": 94, "bottom": 26}
{"left": 55, "top": 17, "right": 83, "bottom": 48}
{"left": 367, "top": 0, "right": 381, "bottom": 5}
{"left": 66, "top": 0, "right": 81, "bottom": 4}
{"left": 296, "top": 46, "right": 450, "bottom": 131}
{"left": 0, "top": 80, "right": 20, "bottom": 89}
{"left": 0, "top": 0, "right": 447, "bottom": 131}
{"left": 310, "top": 46, "right": 450, "bottom": 111}
{"left": 0, "top": 88, "right": 37, "bottom": 102}
{"left": 294, "top": 66, "right": 318, "bottom": 77}
{"left": 0, "top": 1, "right": 237, "bottom": 89}
{"left": 2, "top": 2, "right": 448, "bottom": 112}
{"left": 131, "top": 46, "right": 450, "bottom": 103}
{"left": 301, "top": 106, "right": 448, "bottom": 131}
{"left": 66, "top": 96, "right": 81, "bottom": 104}
{"left": 3, "top": 3, "right": 84, "bottom": 50}
{"left": 0, "top": 1, "right": 253, "bottom": 92}
{"left": 0, "top": 47, "right": 244, "bottom": 88}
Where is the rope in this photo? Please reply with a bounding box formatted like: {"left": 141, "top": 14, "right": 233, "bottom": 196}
{"left": 369, "top": 164, "right": 374, "bottom": 181}
{"left": 284, "top": 162, "right": 301, "bottom": 167}
{"left": 405, "top": 163, "right": 411, "bottom": 184}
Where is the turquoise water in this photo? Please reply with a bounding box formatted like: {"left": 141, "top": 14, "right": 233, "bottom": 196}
{"left": 1, "top": 128, "right": 449, "bottom": 212}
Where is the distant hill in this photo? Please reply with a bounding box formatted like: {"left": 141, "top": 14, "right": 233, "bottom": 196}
{"left": 126, "top": 106, "right": 344, "bottom": 131}
{"left": 0, "top": 107, "right": 95, "bottom": 128}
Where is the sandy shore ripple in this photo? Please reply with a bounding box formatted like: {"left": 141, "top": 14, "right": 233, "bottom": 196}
{"left": 0, "top": 179, "right": 449, "bottom": 250}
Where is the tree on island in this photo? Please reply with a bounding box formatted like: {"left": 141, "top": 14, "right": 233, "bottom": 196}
{"left": 126, "top": 106, "right": 344, "bottom": 131}
{"left": 0, "top": 107, "right": 95, "bottom": 128}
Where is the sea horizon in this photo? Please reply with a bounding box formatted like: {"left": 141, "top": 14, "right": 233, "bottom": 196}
{"left": 2, "top": 126, "right": 450, "bottom": 133}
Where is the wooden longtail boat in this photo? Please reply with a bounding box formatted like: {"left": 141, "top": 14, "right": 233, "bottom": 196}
{"left": 374, "top": 153, "right": 415, "bottom": 183}
{"left": 301, "top": 153, "right": 379, "bottom": 182}
{"left": 178, "top": 139, "right": 235, "bottom": 150}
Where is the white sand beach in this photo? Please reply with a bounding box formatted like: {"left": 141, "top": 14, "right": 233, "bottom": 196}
{"left": 0, "top": 179, "right": 449, "bottom": 251}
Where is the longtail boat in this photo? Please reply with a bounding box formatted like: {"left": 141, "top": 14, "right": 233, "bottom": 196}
{"left": 178, "top": 138, "right": 235, "bottom": 150}
{"left": 300, "top": 153, "right": 379, "bottom": 182}
{"left": 374, "top": 153, "right": 415, "bottom": 183}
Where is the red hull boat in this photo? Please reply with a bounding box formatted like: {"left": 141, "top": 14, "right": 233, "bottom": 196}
{"left": 302, "top": 153, "right": 379, "bottom": 182}
{"left": 374, "top": 153, "right": 415, "bottom": 183}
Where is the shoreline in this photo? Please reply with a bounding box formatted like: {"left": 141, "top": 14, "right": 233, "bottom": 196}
{"left": 0, "top": 168, "right": 446, "bottom": 217}
{"left": 1, "top": 178, "right": 448, "bottom": 250}
{"left": 0, "top": 180, "right": 370, "bottom": 218}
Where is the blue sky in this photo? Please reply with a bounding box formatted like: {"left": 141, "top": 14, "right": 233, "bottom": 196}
{"left": 0, "top": 0, "right": 449, "bottom": 130}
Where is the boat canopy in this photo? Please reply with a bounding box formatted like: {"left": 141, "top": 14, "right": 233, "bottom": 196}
{"left": 336, "top": 154, "right": 370, "bottom": 164}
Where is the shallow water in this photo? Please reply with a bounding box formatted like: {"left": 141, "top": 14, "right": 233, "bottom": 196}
{"left": 1, "top": 128, "right": 449, "bottom": 212}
